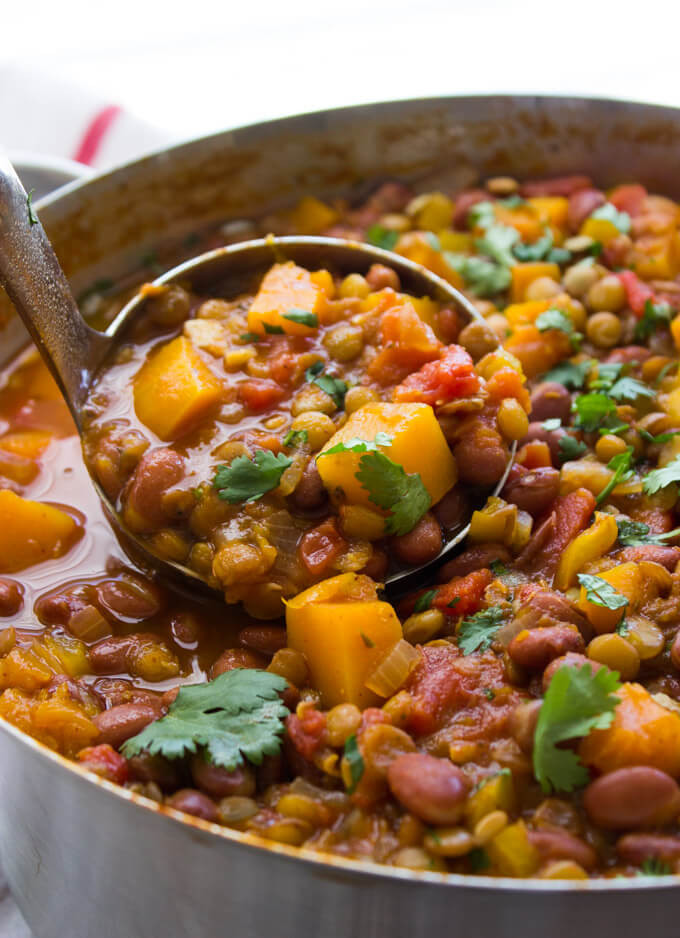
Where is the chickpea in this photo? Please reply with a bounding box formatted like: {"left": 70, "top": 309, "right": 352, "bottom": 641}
{"left": 585, "top": 274, "right": 626, "bottom": 313}
{"left": 586, "top": 311, "right": 622, "bottom": 348}
{"left": 486, "top": 313, "right": 510, "bottom": 341}
{"left": 624, "top": 616, "right": 665, "bottom": 660}
{"left": 497, "top": 398, "right": 530, "bottom": 442}
{"left": 595, "top": 434, "right": 629, "bottom": 463}
{"left": 291, "top": 383, "right": 337, "bottom": 416}
{"left": 457, "top": 320, "right": 498, "bottom": 361}
{"left": 339, "top": 273, "right": 371, "bottom": 299}
{"left": 378, "top": 212, "right": 411, "bottom": 232}
{"left": 587, "top": 634, "right": 640, "bottom": 680}
{"left": 344, "top": 385, "right": 379, "bottom": 414}
{"left": 267, "top": 648, "right": 309, "bottom": 687}
{"left": 405, "top": 191, "right": 453, "bottom": 230}
{"left": 525, "top": 277, "right": 562, "bottom": 302}
{"left": 323, "top": 324, "right": 364, "bottom": 362}
{"left": 290, "top": 411, "right": 336, "bottom": 449}
{"left": 326, "top": 703, "right": 362, "bottom": 747}
{"left": 485, "top": 176, "right": 519, "bottom": 196}
{"left": 562, "top": 261, "right": 604, "bottom": 298}
{"left": 402, "top": 609, "right": 445, "bottom": 644}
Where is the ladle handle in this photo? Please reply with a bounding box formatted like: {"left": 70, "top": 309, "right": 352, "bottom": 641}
{"left": 0, "top": 154, "right": 108, "bottom": 424}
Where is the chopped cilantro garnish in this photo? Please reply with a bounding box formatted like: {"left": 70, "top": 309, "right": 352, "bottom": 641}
{"left": 482, "top": 687, "right": 495, "bottom": 701}
{"left": 558, "top": 435, "right": 588, "bottom": 462}
{"left": 444, "top": 253, "right": 511, "bottom": 297}
{"left": 546, "top": 246, "right": 572, "bottom": 265}
{"left": 535, "top": 309, "right": 580, "bottom": 349}
{"left": 514, "top": 232, "right": 553, "bottom": 262}
{"left": 595, "top": 448, "right": 634, "bottom": 505}
{"left": 343, "top": 734, "right": 365, "bottom": 794}
{"left": 26, "top": 188, "right": 38, "bottom": 226}
{"left": 616, "top": 619, "right": 630, "bottom": 637}
{"left": 360, "top": 632, "right": 375, "bottom": 648}
{"left": 366, "top": 224, "right": 399, "bottom": 251}
{"left": 305, "top": 365, "right": 347, "bottom": 409}
{"left": 639, "top": 428, "right": 680, "bottom": 445}
{"left": 591, "top": 202, "right": 631, "bottom": 233}
{"left": 355, "top": 451, "right": 431, "bottom": 536}
{"left": 457, "top": 606, "right": 506, "bottom": 655}
{"left": 572, "top": 392, "right": 617, "bottom": 432}
{"left": 498, "top": 194, "right": 525, "bottom": 209}
{"left": 607, "top": 377, "right": 655, "bottom": 402}
{"left": 476, "top": 223, "right": 519, "bottom": 269}
{"left": 638, "top": 858, "right": 672, "bottom": 877}
{"left": 468, "top": 847, "right": 491, "bottom": 872}
{"left": 283, "top": 429, "right": 308, "bottom": 447}
{"left": 413, "top": 588, "right": 438, "bottom": 614}
{"left": 577, "top": 573, "right": 629, "bottom": 610}
{"left": 121, "top": 669, "right": 289, "bottom": 770}
{"left": 319, "top": 432, "right": 393, "bottom": 457}
{"left": 635, "top": 299, "right": 673, "bottom": 341}
{"left": 643, "top": 455, "right": 680, "bottom": 495}
{"left": 533, "top": 663, "right": 621, "bottom": 793}
{"left": 214, "top": 450, "right": 292, "bottom": 503}
{"left": 542, "top": 359, "right": 593, "bottom": 390}
{"left": 467, "top": 201, "right": 496, "bottom": 229}
{"left": 240, "top": 332, "right": 261, "bottom": 343}
{"left": 424, "top": 231, "right": 441, "bottom": 251}
{"left": 263, "top": 322, "right": 285, "bottom": 335}
{"left": 282, "top": 308, "right": 318, "bottom": 328}
{"left": 489, "top": 559, "right": 508, "bottom": 576}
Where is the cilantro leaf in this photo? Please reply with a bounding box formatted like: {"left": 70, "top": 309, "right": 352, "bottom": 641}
{"left": 355, "top": 450, "right": 431, "bottom": 536}
{"left": 577, "top": 573, "right": 629, "bottom": 610}
{"left": 498, "top": 195, "right": 525, "bottom": 209}
{"left": 468, "top": 847, "right": 491, "bottom": 872}
{"left": 588, "top": 362, "right": 623, "bottom": 390}
{"left": 616, "top": 518, "right": 680, "bottom": 547}
{"left": 283, "top": 429, "right": 308, "bottom": 447}
{"left": 121, "top": 669, "right": 289, "bottom": 770}
{"left": 643, "top": 455, "right": 680, "bottom": 495}
{"left": 559, "top": 435, "right": 588, "bottom": 462}
{"left": 608, "top": 377, "right": 655, "bottom": 402}
{"left": 305, "top": 361, "right": 324, "bottom": 380}
{"left": 468, "top": 201, "right": 496, "bottom": 229}
{"left": 572, "top": 392, "right": 617, "bottom": 432}
{"left": 476, "top": 223, "right": 519, "bottom": 269}
{"left": 26, "top": 189, "right": 38, "bottom": 227}
{"left": 414, "top": 588, "right": 438, "bottom": 614}
{"left": 319, "top": 432, "right": 393, "bottom": 457}
{"left": 343, "top": 734, "right": 365, "bottom": 794}
{"left": 366, "top": 224, "right": 399, "bottom": 251}
{"left": 546, "top": 246, "right": 572, "bottom": 265}
{"left": 444, "top": 253, "right": 511, "bottom": 297}
{"left": 214, "top": 450, "right": 292, "bottom": 503}
{"left": 595, "top": 448, "right": 634, "bottom": 505}
{"left": 424, "top": 232, "right": 441, "bottom": 251}
{"left": 638, "top": 858, "right": 672, "bottom": 877}
{"left": 457, "top": 606, "right": 506, "bottom": 655}
{"left": 514, "top": 232, "right": 553, "bottom": 262}
{"left": 306, "top": 367, "right": 348, "bottom": 409}
{"left": 240, "top": 332, "right": 261, "bottom": 343}
{"left": 591, "top": 202, "right": 631, "bottom": 233}
{"left": 533, "top": 663, "right": 621, "bottom": 793}
{"left": 542, "top": 359, "right": 593, "bottom": 390}
{"left": 635, "top": 300, "right": 673, "bottom": 341}
{"left": 639, "top": 428, "right": 680, "bottom": 445}
{"left": 535, "top": 308, "right": 576, "bottom": 338}
{"left": 283, "top": 308, "right": 318, "bottom": 328}
{"left": 263, "top": 323, "right": 285, "bottom": 335}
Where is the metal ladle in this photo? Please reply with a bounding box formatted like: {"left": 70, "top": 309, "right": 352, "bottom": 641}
{"left": 0, "top": 155, "right": 514, "bottom": 596}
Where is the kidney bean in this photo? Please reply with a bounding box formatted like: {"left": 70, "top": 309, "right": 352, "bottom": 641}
{"left": 290, "top": 461, "right": 328, "bottom": 513}
{"left": 584, "top": 767, "right": 680, "bottom": 830}
{"left": 0, "top": 578, "right": 23, "bottom": 617}
{"left": 432, "top": 487, "right": 470, "bottom": 531}
{"left": 390, "top": 513, "right": 442, "bottom": 567}
{"left": 366, "top": 264, "right": 400, "bottom": 292}
{"left": 359, "top": 549, "right": 389, "bottom": 581}
{"left": 89, "top": 636, "right": 138, "bottom": 674}
{"left": 509, "top": 699, "right": 542, "bottom": 754}
{"left": 503, "top": 467, "right": 560, "bottom": 517}
{"left": 124, "top": 448, "right": 185, "bottom": 532}
{"left": 257, "top": 752, "right": 283, "bottom": 790}
{"left": 169, "top": 612, "right": 202, "bottom": 650}
{"left": 96, "top": 575, "right": 162, "bottom": 622}
{"left": 567, "top": 188, "right": 606, "bottom": 231}
{"left": 350, "top": 181, "right": 412, "bottom": 226}
{"left": 94, "top": 703, "right": 159, "bottom": 749}
{"left": 508, "top": 626, "right": 585, "bottom": 671}
{"left": 618, "top": 545, "right": 680, "bottom": 572}
{"left": 604, "top": 345, "right": 651, "bottom": 365}
{"left": 210, "top": 647, "right": 269, "bottom": 678}
{"left": 437, "top": 544, "right": 511, "bottom": 582}
{"left": 238, "top": 625, "right": 287, "bottom": 657}
{"left": 529, "top": 382, "right": 572, "bottom": 424}
{"left": 453, "top": 426, "right": 508, "bottom": 487}
{"left": 617, "top": 833, "right": 680, "bottom": 866}
{"left": 387, "top": 753, "right": 471, "bottom": 826}
{"left": 166, "top": 789, "right": 218, "bottom": 823}
{"left": 452, "top": 189, "right": 490, "bottom": 229}
{"left": 519, "top": 585, "right": 591, "bottom": 632}
{"left": 146, "top": 285, "right": 192, "bottom": 327}
{"left": 127, "top": 752, "right": 183, "bottom": 791}
{"left": 519, "top": 422, "right": 567, "bottom": 466}
{"left": 190, "top": 754, "right": 256, "bottom": 798}
{"left": 542, "top": 652, "right": 602, "bottom": 691}
{"left": 527, "top": 829, "right": 597, "bottom": 871}
{"left": 520, "top": 175, "right": 592, "bottom": 198}
{"left": 91, "top": 677, "right": 163, "bottom": 711}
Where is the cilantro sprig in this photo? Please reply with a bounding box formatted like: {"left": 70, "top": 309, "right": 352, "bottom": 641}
{"left": 356, "top": 450, "right": 431, "bottom": 536}
{"left": 343, "top": 734, "right": 365, "bottom": 794}
{"left": 643, "top": 455, "right": 680, "bottom": 495}
{"left": 319, "top": 432, "right": 393, "bottom": 456}
{"left": 577, "top": 573, "right": 629, "bottom": 610}
{"left": 572, "top": 392, "right": 617, "bottom": 432}
{"left": 533, "top": 663, "right": 621, "bottom": 793}
{"left": 616, "top": 518, "right": 680, "bottom": 547}
{"left": 457, "top": 606, "right": 506, "bottom": 655}
{"left": 305, "top": 362, "right": 348, "bottom": 409}
{"left": 591, "top": 202, "right": 631, "bottom": 233}
{"left": 214, "top": 450, "right": 292, "bottom": 503}
{"left": 283, "top": 307, "right": 318, "bottom": 328}
{"left": 542, "top": 359, "right": 593, "bottom": 390}
{"left": 122, "top": 669, "right": 289, "bottom": 771}
{"left": 365, "top": 224, "right": 399, "bottom": 251}
{"left": 559, "top": 435, "right": 588, "bottom": 462}
{"left": 595, "top": 448, "right": 634, "bottom": 505}
{"left": 635, "top": 300, "right": 673, "bottom": 341}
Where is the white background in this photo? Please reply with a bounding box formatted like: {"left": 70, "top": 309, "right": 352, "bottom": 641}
{"left": 4, "top": 0, "right": 680, "bottom": 147}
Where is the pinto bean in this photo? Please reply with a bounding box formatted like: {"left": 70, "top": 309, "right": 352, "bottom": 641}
{"left": 617, "top": 833, "right": 680, "bottom": 866}
{"left": 530, "top": 383, "right": 572, "bottom": 424}
{"left": 146, "top": 285, "right": 192, "bottom": 327}
{"left": 123, "top": 448, "right": 185, "bottom": 533}
{"left": 542, "top": 652, "right": 601, "bottom": 691}
{"left": 618, "top": 545, "right": 680, "bottom": 572}
{"left": 387, "top": 753, "right": 471, "bottom": 825}
{"left": 583, "top": 767, "right": 680, "bottom": 830}
{"left": 127, "top": 752, "right": 183, "bottom": 791}
{"left": 519, "top": 422, "right": 567, "bottom": 466}
{"left": 509, "top": 699, "right": 542, "bottom": 754}
{"left": 503, "top": 467, "right": 560, "bottom": 517}
{"left": 0, "top": 578, "right": 23, "bottom": 617}
{"left": 359, "top": 549, "right": 389, "bottom": 581}
{"left": 604, "top": 345, "right": 651, "bottom": 365}
{"left": 453, "top": 425, "right": 508, "bottom": 487}
{"left": 238, "top": 625, "right": 287, "bottom": 657}
{"left": 190, "top": 754, "right": 256, "bottom": 798}
{"left": 96, "top": 576, "right": 162, "bottom": 622}
{"left": 508, "top": 626, "right": 585, "bottom": 671}
{"left": 94, "top": 703, "right": 158, "bottom": 748}
{"left": 437, "top": 544, "right": 511, "bottom": 582}
{"left": 166, "top": 789, "right": 218, "bottom": 822}
{"left": 520, "top": 586, "right": 591, "bottom": 632}
{"left": 210, "top": 647, "right": 269, "bottom": 678}
{"left": 290, "top": 462, "right": 328, "bottom": 512}
{"left": 390, "top": 513, "right": 442, "bottom": 566}
{"left": 89, "top": 633, "right": 165, "bottom": 675}
{"left": 567, "top": 188, "right": 606, "bottom": 231}
{"left": 365, "top": 264, "right": 400, "bottom": 292}
{"left": 432, "top": 487, "right": 470, "bottom": 531}
{"left": 527, "top": 829, "right": 597, "bottom": 871}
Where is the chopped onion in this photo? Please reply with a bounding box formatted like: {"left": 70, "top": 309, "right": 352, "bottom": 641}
{"left": 365, "top": 640, "right": 420, "bottom": 698}
{"left": 67, "top": 604, "right": 110, "bottom": 643}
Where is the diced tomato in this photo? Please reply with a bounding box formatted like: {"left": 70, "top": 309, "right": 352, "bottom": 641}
{"left": 237, "top": 379, "right": 285, "bottom": 411}
{"left": 617, "top": 270, "right": 656, "bottom": 317}
{"left": 609, "top": 184, "right": 648, "bottom": 218}
{"left": 298, "top": 520, "right": 347, "bottom": 577}
{"left": 359, "top": 707, "right": 390, "bottom": 734}
{"left": 519, "top": 175, "right": 592, "bottom": 198}
{"left": 77, "top": 744, "right": 129, "bottom": 784}
{"left": 433, "top": 569, "right": 494, "bottom": 618}
{"left": 266, "top": 343, "right": 299, "bottom": 386}
{"left": 485, "top": 366, "right": 531, "bottom": 412}
{"left": 517, "top": 487, "right": 595, "bottom": 578}
{"left": 286, "top": 707, "right": 326, "bottom": 759}
{"left": 392, "top": 344, "right": 480, "bottom": 406}
{"left": 368, "top": 303, "right": 442, "bottom": 385}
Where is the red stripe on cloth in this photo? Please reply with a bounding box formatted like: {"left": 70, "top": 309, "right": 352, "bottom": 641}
{"left": 73, "top": 105, "right": 122, "bottom": 165}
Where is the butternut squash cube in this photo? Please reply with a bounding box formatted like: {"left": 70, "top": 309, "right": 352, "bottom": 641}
{"left": 288, "top": 196, "right": 339, "bottom": 235}
{"left": 286, "top": 573, "right": 403, "bottom": 708}
{"left": 578, "top": 562, "right": 641, "bottom": 633}
{"left": 0, "top": 430, "right": 52, "bottom": 460}
{"left": 133, "top": 336, "right": 223, "bottom": 440}
{"left": 316, "top": 402, "right": 457, "bottom": 511}
{"left": 526, "top": 196, "right": 569, "bottom": 232}
{"left": 247, "top": 262, "right": 330, "bottom": 336}
{"left": 485, "top": 820, "right": 539, "bottom": 877}
{"left": 0, "top": 490, "right": 81, "bottom": 573}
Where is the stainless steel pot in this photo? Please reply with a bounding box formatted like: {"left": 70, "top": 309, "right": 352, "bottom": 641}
{"left": 2, "top": 96, "right": 680, "bottom": 938}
